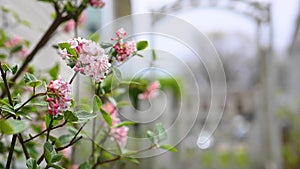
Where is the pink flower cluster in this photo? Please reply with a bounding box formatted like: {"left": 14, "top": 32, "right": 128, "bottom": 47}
{"left": 138, "top": 81, "right": 160, "bottom": 100}
{"left": 102, "top": 102, "right": 129, "bottom": 148}
{"left": 59, "top": 37, "right": 111, "bottom": 82}
{"left": 63, "top": 13, "right": 86, "bottom": 33}
{"left": 5, "top": 36, "right": 28, "bottom": 57}
{"left": 46, "top": 77, "right": 71, "bottom": 116}
{"left": 112, "top": 28, "right": 137, "bottom": 62}
{"left": 89, "top": 0, "right": 105, "bottom": 8}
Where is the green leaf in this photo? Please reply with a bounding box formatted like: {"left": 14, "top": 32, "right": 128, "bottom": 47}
{"left": 152, "top": 49, "right": 157, "bottom": 61}
{"left": 23, "top": 73, "right": 42, "bottom": 88}
{"left": 100, "top": 109, "right": 112, "bottom": 127}
{"left": 51, "top": 12, "right": 57, "bottom": 20}
{"left": 136, "top": 41, "right": 148, "bottom": 51}
{"left": 1, "top": 105, "right": 15, "bottom": 115}
{"left": 89, "top": 34, "right": 100, "bottom": 42}
{"left": 93, "top": 95, "right": 102, "bottom": 113}
{"left": 10, "top": 45, "right": 23, "bottom": 53}
{"left": 65, "top": 1, "right": 76, "bottom": 13}
{"left": 28, "top": 81, "right": 42, "bottom": 88}
{"left": 122, "top": 157, "right": 140, "bottom": 164}
{"left": 146, "top": 130, "right": 156, "bottom": 144}
{"left": 49, "top": 135, "right": 61, "bottom": 147}
{"left": 160, "top": 144, "right": 177, "bottom": 152}
{"left": 0, "top": 142, "right": 5, "bottom": 153}
{"left": 16, "top": 111, "right": 32, "bottom": 120}
{"left": 58, "top": 42, "right": 77, "bottom": 59}
{"left": 49, "top": 63, "right": 59, "bottom": 80}
{"left": 24, "top": 40, "right": 31, "bottom": 48}
{"left": 44, "top": 142, "right": 54, "bottom": 164}
{"left": 51, "top": 154, "right": 63, "bottom": 163}
{"left": 100, "top": 42, "right": 113, "bottom": 49}
{"left": 115, "top": 121, "right": 136, "bottom": 128}
{"left": 74, "top": 111, "right": 97, "bottom": 123}
{"left": 1, "top": 64, "right": 11, "bottom": 72}
{"left": 0, "top": 119, "right": 13, "bottom": 134}
{"left": 58, "top": 134, "right": 73, "bottom": 145}
{"left": 0, "top": 29, "right": 8, "bottom": 47}
{"left": 78, "top": 162, "right": 91, "bottom": 169}
{"left": 155, "top": 123, "right": 167, "bottom": 141}
{"left": 116, "top": 101, "right": 131, "bottom": 108}
{"left": 11, "top": 65, "right": 18, "bottom": 75}
{"left": 0, "top": 119, "right": 26, "bottom": 135}
{"left": 45, "top": 114, "right": 52, "bottom": 128}
{"left": 58, "top": 42, "right": 71, "bottom": 49}
{"left": 26, "top": 158, "right": 38, "bottom": 169}
{"left": 0, "top": 99, "right": 11, "bottom": 107}
{"left": 63, "top": 111, "right": 78, "bottom": 123}
{"left": 0, "top": 53, "right": 7, "bottom": 59}
{"left": 19, "top": 20, "right": 31, "bottom": 28}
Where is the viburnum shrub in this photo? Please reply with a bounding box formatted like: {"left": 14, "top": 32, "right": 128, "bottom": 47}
{"left": 0, "top": 0, "right": 177, "bottom": 169}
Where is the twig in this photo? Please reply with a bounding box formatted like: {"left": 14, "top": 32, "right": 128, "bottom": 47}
{"left": 24, "top": 121, "right": 67, "bottom": 143}
{"left": 56, "top": 136, "right": 82, "bottom": 151}
{"left": 5, "top": 135, "right": 17, "bottom": 169}
{"left": 17, "top": 133, "right": 30, "bottom": 159}
{"left": 92, "top": 145, "right": 156, "bottom": 169}
{"left": 14, "top": 92, "right": 47, "bottom": 112}
{"left": 0, "top": 62, "right": 13, "bottom": 105}
{"left": 69, "top": 71, "right": 79, "bottom": 84}
{"left": 46, "top": 118, "right": 54, "bottom": 142}
{"left": 92, "top": 156, "right": 121, "bottom": 169}
{"left": 91, "top": 118, "right": 96, "bottom": 164}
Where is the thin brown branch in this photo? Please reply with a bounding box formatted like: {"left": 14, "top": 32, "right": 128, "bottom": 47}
{"left": 14, "top": 92, "right": 47, "bottom": 112}
{"left": 46, "top": 118, "right": 54, "bottom": 142}
{"left": 5, "top": 134, "right": 17, "bottom": 169}
{"left": 17, "top": 133, "right": 30, "bottom": 159}
{"left": 56, "top": 136, "right": 83, "bottom": 151}
{"left": 92, "top": 156, "right": 121, "bottom": 169}
{"left": 24, "top": 121, "right": 67, "bottom": 143}
{"left": 0, "top": 62, "right": 13, "bottom": 105}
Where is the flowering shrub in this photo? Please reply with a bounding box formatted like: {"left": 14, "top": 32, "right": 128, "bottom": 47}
{"left": 0, "top": 0, "right": 176, "bottom": 169}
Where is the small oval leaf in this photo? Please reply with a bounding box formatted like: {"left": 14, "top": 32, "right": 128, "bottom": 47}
{"left": 136, "top": 41, "right": 148, "bottom": 51}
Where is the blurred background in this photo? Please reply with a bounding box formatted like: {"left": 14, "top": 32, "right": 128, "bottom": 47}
{"left": 2, "top": 0, "right": 300, "bottom": 169}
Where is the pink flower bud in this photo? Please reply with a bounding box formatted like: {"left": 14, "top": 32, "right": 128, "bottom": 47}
{"left": 89, "top": 0, "right": 105, "bottom": 8}
{"left": 46, "top": 77, "right": 71, "bottom": 116}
